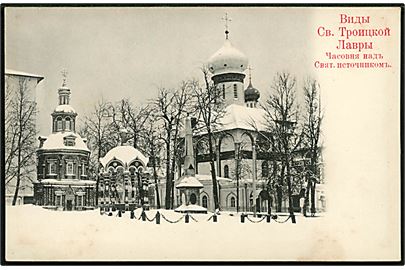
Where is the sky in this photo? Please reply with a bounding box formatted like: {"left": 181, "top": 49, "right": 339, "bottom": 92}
{"left": 5, "top": 7, "right": 317, "bottom": 135}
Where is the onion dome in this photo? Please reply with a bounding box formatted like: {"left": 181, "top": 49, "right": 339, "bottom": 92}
{"left": 207, "top": 39, "right": 248, "bottom": 76}
{"left": 244, "top": 82, "right": 260, "bottom": 102}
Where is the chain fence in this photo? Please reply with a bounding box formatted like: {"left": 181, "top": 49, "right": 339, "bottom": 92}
{"left": 272, "top": 215, "right": 291, "bottom": 223}
{"left": 102, "top": 207, "right": 294, "bottom": 224}
{"left": 245, "top": 215, "right": 266, "bottom": 223}
{"left": 160, "top": 213, "right": 185, "bottom": 223}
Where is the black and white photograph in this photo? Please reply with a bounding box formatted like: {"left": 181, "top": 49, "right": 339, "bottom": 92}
{"left": 2, "top": 5, "right": 402, "bottom": 263}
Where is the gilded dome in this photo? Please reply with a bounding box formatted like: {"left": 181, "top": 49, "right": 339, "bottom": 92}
{"left": 207, "top": 39, "right": 248, "bottom": 76}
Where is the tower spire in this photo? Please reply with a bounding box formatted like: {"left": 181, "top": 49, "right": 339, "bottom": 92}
{"left": 222, "top": 12, "right": 232, "bottom": 39}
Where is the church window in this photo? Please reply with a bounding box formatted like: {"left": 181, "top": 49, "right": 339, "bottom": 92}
{"left": 81, "top": 162, "right": 86, "bottom": 176}
{"left": 66, "top": 162, "right": 74, "bottom": 175}
{"left": 262, "top": 161, "right": 269, "bottom": 178}
{"left": 56, "top": 117, "right": 62, "bottom": 131}
{"left": 233, "top": 84, "right": 238, "bottom": 98}
{"left": 64, "top": 135, "right": 76, "bottom": 146}
{"left": 48, "top": 161, "right": 57, "bottom": 175}
{"left": 202, "top": 195, "right": 208, "bottom": 208}
{"left": 230, "top": 196, "right": 236, "bottom": 208}
{"left": 224, "top": 165, "right": 229, "bottom": 178}
{"left": 65, "top": 117, "right": 71, "bottom": 131}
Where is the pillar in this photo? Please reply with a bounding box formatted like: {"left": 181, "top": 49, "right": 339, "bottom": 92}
{"left": 216, "top": 138, "right": 221, "bottom": 177}
{"left": 234, "top": 142, "right": 241, "bottom": 212}
{"left": 123, "top": 170, "right": 130, "bottom": 205}
{"left": 252, "top": 137, "right": 257, "bottom": 217}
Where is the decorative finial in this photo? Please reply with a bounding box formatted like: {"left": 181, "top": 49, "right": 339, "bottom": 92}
{"left": 61, "top": 68, "right": 68, "bottom": 87}
{"left": 222, "top": 12, "right": 232, "bottom": 40}
{"left": 248, "top": 65, "right": 253, "bottom": 85}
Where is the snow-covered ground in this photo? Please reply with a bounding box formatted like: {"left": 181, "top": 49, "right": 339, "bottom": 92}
{"left": 5, "top": 205, "right": 327, "bottom": 261}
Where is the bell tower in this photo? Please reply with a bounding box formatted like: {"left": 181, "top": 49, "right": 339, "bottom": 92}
{"left": 207, "top": 13, "right": 248, "bottom": 106}
{"left": 51, "top": 69, "right": 78, "bottom": 133}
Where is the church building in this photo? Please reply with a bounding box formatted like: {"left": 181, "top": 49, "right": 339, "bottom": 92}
{"left": 33, "top": 72, "right": 96, "bottom": 210}
{"left": 154, "top": 17, "right": 325, "bottom": 214}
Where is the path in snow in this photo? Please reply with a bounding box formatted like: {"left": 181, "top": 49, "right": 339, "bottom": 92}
{"left": 6, "top": 205, "right": 328, "bottom": 261}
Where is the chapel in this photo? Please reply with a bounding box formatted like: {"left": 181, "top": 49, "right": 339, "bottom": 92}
{"left": 33, "top": 72, "right": 96, "bottom": 210}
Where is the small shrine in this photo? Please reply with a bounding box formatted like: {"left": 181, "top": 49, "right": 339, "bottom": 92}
{"left": 98, "top": 129, "right": 150, "bottom": 212}
{"left": 175, "top": 116, "right": 207, "bottom": 214}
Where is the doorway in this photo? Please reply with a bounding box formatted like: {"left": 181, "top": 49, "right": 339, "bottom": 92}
{"left": 66, "top": 200, "right": 73, "bottom": 211}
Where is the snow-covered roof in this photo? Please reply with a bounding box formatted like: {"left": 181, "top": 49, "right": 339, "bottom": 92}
{"left": 41, "top": 179, "right": 96, "bottom": 185}
{"left": 39, "top": 132, "right": 90, "bottom": 152}
{"left": 54, "top": 104, "right": 76, "bottom": 114}
{"left": 176, "top": 175, "right": 204, "bottom": 189}
{"left": 5, "top": 68, "right": 44, "bottom": 82}
{"left": 100, "top": 145, "right": 149, "bottom": 168}
{"left": 219, "top": 104, "right": 267, "bottom": 132}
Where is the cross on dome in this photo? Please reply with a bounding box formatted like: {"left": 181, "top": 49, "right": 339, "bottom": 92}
{"left": 61, "top": 68, "right": 68, "bottom": 87}
{"left": 248, "top": 65, "right": 254, "bottom": 84}
{"left": 222, "top": 12, "right": 232, "bottom": 39}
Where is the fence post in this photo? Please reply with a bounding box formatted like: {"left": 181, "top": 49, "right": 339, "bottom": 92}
{"left": 130, "top": 210, "right": 135, "bottom": 219}
{"left": 118, "top": 210, "right": 122, "bottom": 217}
{"left": 213, "top": 214, "right": 217, "bottom": 223}
{"left": 141, "top": 210, "right": 146, "bottom": 221}
{"left": 241, "top": 213, "right": 245, "bottom": 223}
{"left": 185, "top": 213, "right": 189, "bottom": 223}
{"left": 266, "top": 214, "right": 271, "bottom": 223}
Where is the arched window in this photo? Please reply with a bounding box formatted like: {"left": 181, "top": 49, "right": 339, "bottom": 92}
{"left": 224, "top": 165, "right": 229, "bottom": 178}
{"left": 66, "top": 162, "right": 74, "bottom": 175}
{"left": 202, "top": 195, "right": 208, "bottom": 208}
{"left": 56, "top": 117, "right": 62, "bottom": 131}
{"left": 190, "top": 193, "right": 197, "bottom": 204}
{"left": 65, "top": 117, "right": 71, "bottom": 131}
{"left": 222, "top": 85, "right": 226, "bottom": 99}
{"left": 230, "top": 196, "right": 236, "bottom": 207}
{"left": 233, "top": 84, "right": 238, "bottom": 98}
{"left": 262, "top": 161, "right": 269, "bottom": 178}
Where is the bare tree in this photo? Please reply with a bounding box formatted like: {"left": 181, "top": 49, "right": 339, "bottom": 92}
{"left": 191, "top": 68, "right": 227, "bottom": 211}
{"left": 141, "top": 109, "right": 164, "bottom": 209}
{"left": 302, "top": 78, "right": 323, "bottom": 217}
{"left": 153, "top": 83, "right": 192, "bottom": 209}
{"left": 262, "top": 72, "right": 303, "bottom": 223}
{"left": 79, "top": 99, "right": 118, "bottom": 205}
{"left": 110, "top": 98, "right": 151, "bottom": 149}
{"left": 5, "top": 77, "right": 38, "bottom": 205}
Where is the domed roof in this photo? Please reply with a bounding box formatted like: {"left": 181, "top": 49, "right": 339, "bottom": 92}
{"left": 208, "top": 39, "right": 248, "bottom": 76}
{"left": 54, "top": 104, "right": 76, "bottom": 114}
{"left": 100, "top": 145, "right": 149, "bottom": 169}
{"left": 244, "top": 82, "right": 260, "bottom": 102}
{"left": 39, "top": 132, "right": 89, "bottom": 151}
